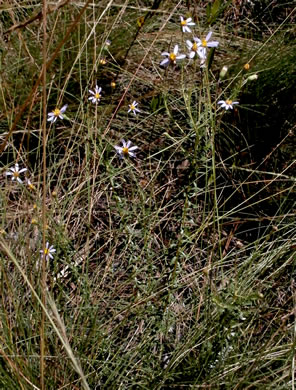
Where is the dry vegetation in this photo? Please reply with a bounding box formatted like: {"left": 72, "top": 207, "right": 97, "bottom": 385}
{"left": 0, "top": 0, "right": 295, "bottom": 389}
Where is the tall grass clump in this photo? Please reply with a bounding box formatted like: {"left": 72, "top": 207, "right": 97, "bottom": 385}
{"left": 0, "top": 1, "right": 295, "bottom": 388}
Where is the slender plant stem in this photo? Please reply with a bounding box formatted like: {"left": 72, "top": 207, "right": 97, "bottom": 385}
{"left": 40, "top": 0, "right": 47, "bottom": 388}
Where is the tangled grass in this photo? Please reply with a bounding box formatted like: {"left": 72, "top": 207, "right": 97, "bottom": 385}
{"left": 0, "top": 1, "right": 295, "bottom": 388}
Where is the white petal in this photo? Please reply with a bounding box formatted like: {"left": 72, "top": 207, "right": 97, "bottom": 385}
{"left": 160, "top": 58, "right": 169, "bottom": 67}
{"left": 186, "top": 18, "right": 192, "bottom": 23}
{"left": 173, "top": 45, "right": 179, "bottom": 55}
{"left": 206, "top": 31, "right": 212, "bottom": 41}
{"left": 197, "top": 48, "right": 207, "bottom": 60}
{"left": 129, "top": 151, "right": 136, "bottom": 158}
{"left": 126, "top": 140, "right": 132, "bottom": 148}
{"left": 60, "top": 104, "right": 68, "bottom": 113}
{"left": 232, "top": 101, "right": 239, "bottom": 105}
{"left": 186, "top": 40, "right": 193, "bottom": 49}
{"left": 207, "top": 41, "right": 219, "bottom": 48}
{"left": 161, "top": 51, "right": 169, "bottom": 57}
{"left": 176, "top": 54, "right": 186, "bottom": 60}
{"left": 129, "top": 146, "right": 138, "bottom": 151}
{"left": 189, "top": 51, "right": 195, "bottom": 59}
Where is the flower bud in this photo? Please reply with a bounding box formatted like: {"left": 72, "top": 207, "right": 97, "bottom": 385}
{"left": 247, "top": 74, "right": 258, "bottom": 81}
{"left": 219, "top": 66, "right": 228, "bottom": 79}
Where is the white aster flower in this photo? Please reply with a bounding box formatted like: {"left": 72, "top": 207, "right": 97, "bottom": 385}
{"left": 40, "top": 242, "right": 56, "bottom": 261}
{"left": 180, "top": 16, "right": 195, "bottom": 33}
{"left": 218, "top": 99, "right": 239, "bottom": 110}
{"left": 195, "top": 31, "right": 219, "bottom": 49}
{"left": 128, "top": 101, "right": 140, "bottom": 115}
{"left": 186, "top": 39, "right": 200, "bottom": 59}
{"left": 160, "top": 45, "right": 186, "bottom": 68}
{"left": 88, "top": 85, "right": 102, "bottom": 104}
{"left": 186, "top": 38, "right": 207, "bottom": 67}
{"left": 114, "top": 139, "right": 138, "bottom": 158}
{"left": 5, "top": 163, "right": 27, "bottom": 184}
{"left": 47, "top": 104, "right": 68, "bottom": 123}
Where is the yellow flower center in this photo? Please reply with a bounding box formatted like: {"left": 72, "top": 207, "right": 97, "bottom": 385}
{"left": 202, "top": 39, "right": 207, "bottom": 47}
{"left": 44, "top": 248, "right": 49, "bottom": 255}
{"left": 130, "top": 104, "right": 135, "bottom": 111}
{"left": 244, "top": 63, "right": 250, "bottom": 70}
{"left": 192, "top": 42, "right": 198, "bottom": 51}
{"left": 95, "top": 93, "right": 101, "bottom": 99}
{"left": 226, "top": 99, "right": 232, "bottom": 105}
{"left": 122, "top": 147, "right": 129, "bottom": 155}
{"left": 181, "top": 20, "right": 187, "bottom": 26}
{"left": 13, "top": 171, "right": 19, "bottom": 178}
{"left": 53, "top": 108, "right": 61, "bottom": 117}
{"left": 169, "top": 53, "right": 176, "bottom": 62}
